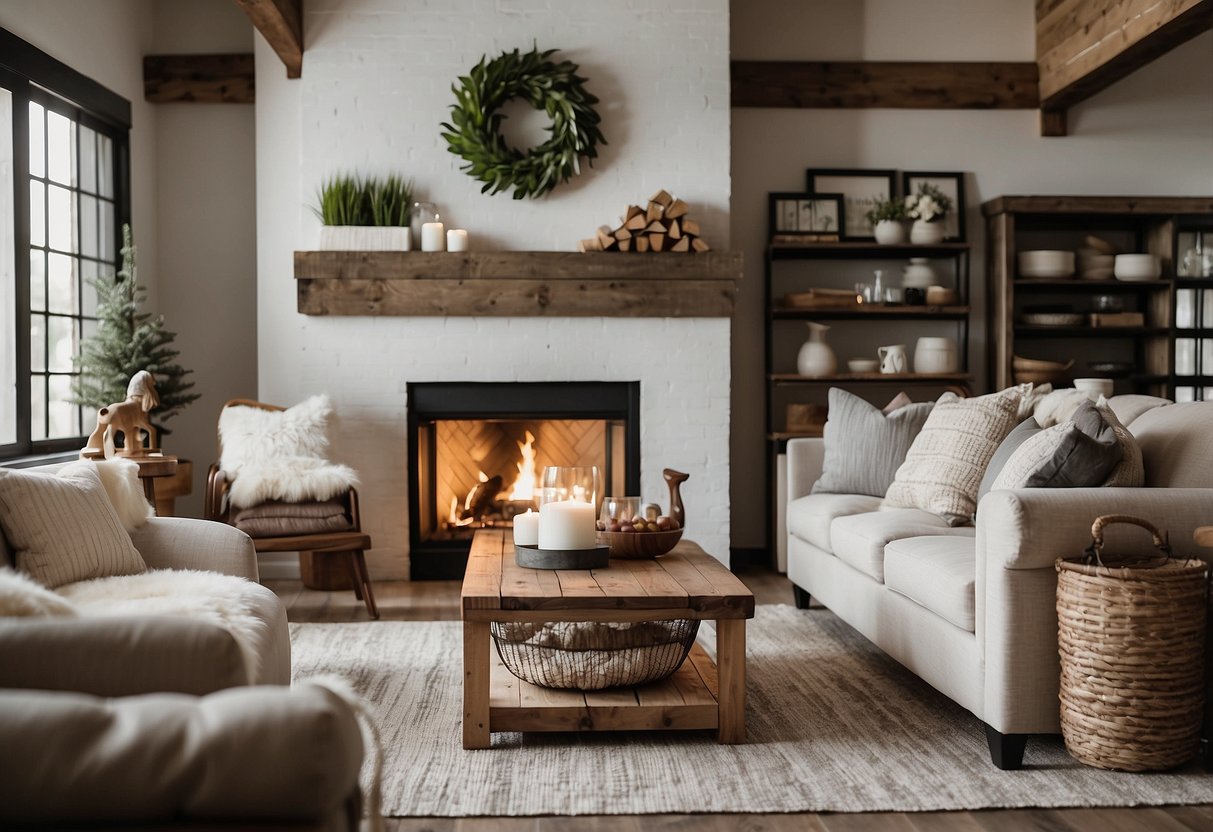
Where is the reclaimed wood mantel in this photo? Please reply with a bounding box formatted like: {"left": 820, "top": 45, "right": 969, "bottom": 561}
{"left": 294, "top": 251, "right": 742, "bottom": 317}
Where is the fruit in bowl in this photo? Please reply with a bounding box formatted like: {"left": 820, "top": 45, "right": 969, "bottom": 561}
{"left": 596, "top": 468, "right": 688, "bottom": 558}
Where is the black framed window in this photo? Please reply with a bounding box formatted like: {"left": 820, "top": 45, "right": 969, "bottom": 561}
{"left": 0, "top": 29, "right": 131, "bottom": 458}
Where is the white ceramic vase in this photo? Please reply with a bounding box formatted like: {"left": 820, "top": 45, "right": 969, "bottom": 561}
{"left": 797, "top": 322, "right": 837, "bottom": 378}
{"left": 910, "top": 219, "right": 945, "bottom": 245}
{"left": 874, "top": 220, "right": 906, "bottom": 245}
{"left": 902, "top": 257, "right": 937, "bottom": 288}
{"left": 913, "top": 336, "right": 959, "bottom": 374}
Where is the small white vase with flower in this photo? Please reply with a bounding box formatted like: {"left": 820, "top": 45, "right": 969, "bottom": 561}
{"left": 906, "top": 183, "right": 953, "bottom": 245}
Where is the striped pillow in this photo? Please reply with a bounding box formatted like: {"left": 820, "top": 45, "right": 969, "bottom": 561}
{"left": 0, "top": 465, "right": 146, "bottom": 588}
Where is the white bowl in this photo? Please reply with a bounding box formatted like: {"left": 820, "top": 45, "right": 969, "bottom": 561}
{"left": 1073, "top": 378, "right": 1114, "bottom": 398}
{"left": 1018, "top": 250, "right": 1075, "bottom": 279}
{"left": 847, "top": 358, "right": 879, "bottom": 373}
{"left": 1113, "top": 253, "right": 1162, "bottom": 281}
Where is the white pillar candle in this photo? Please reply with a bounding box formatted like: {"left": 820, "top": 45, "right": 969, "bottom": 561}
{"left": 513, "top": 509, "right": 539, "bottom": 546}
{"left": 421, "top": 222, "right": 445, "bottom": 251}
{"left": 538, "top": 500, "right": 597, "bottom": 550}
{"left": 446, "top": 229, "right": 469, "bottom": 252}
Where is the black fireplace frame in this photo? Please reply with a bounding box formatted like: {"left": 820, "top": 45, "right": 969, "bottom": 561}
{"left": 406, "top": 381, "right": 641, "bottom": 580}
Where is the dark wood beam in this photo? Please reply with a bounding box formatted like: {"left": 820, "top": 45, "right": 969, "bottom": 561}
{"left": 730, "top": 61, "right": 1040, "bottom": 109}
{"left": 143, "top": 54, "right": 255, "bottom": 103}
{"left": 234, "top": 0, "right": 302, "bottom": 79}
{"left": 1037, "top": 0, "right": 1213, "bottom": 114}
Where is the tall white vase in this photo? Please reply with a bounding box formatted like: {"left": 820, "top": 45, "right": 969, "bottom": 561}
{"left": 797, "top": 322, "right": 837, "bottom": 378}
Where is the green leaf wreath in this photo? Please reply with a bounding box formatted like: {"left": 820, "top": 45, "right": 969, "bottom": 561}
{"left": 440, "top": 46, "right": 606, "bottom": 200}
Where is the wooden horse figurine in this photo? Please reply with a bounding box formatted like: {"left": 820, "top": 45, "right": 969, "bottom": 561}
{"left": 83, "top": 371, "right": 160, "bottom": 458}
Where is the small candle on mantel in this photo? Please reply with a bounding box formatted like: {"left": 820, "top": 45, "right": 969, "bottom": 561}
{"left": 513, "top": 509, "right": 539, "bottom": 547}
{"left": 421, "top": 222, "right": 445, "bottom": 252}
{"left": 446, "top": 229, "right": 469, "bottom": 252}
{"left": 538, "top": 500, "right": 596, "bottom": 551}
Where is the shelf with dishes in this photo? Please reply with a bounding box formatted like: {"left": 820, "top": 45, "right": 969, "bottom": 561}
{"left": 1014, "top": 326, "right": 1169, "bottom": 337}
{"left": 772, "top": 305, "right": 970, "bottom": 320}
{"left": 769, "top": 241, "right": 969, "bottom": 260}
{"left": 770, "top": 372, "right": 971, "bottom": 385}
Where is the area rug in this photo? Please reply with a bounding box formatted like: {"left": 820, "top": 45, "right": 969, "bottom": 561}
{"left": 289, "top": 605, "right": 1213, "bottom": 817}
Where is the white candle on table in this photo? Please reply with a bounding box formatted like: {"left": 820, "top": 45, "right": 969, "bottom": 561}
{"left": 446, "top": 229, "right": 469, "bottom": 252}
{"left": 513, "top": 509, "right": 539, "bottom": 546}
{"left": 538, "top": 500, "right": 596, "bottom": 550}
{"left": 421, "top": 222, "right": 445, "bottom": 251}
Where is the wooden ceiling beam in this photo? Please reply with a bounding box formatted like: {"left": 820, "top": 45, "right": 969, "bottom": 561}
{"left": 730, "top": 61, "right": 1040, "bottom": 109}
{"left": 143, "top": 54, "right": 255, "bottom": 103}
{"left": 1037, "top": 0, "right": 1213, "bottom": 118}
{"left": 233, "top": 0, "right": 302, "bottom": 79}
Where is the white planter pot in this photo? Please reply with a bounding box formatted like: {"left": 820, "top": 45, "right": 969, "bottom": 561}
{"left": 910, "top": 220, "right": 945, "bottom": 245}
{"left": 319, "top": 226, "right": 412, "bottom": 251}
{"left": 873, "top": 220, "right": 906, "bottom": 245}
{"left": 913, "top": 336, "right": 959, "bottom": 374}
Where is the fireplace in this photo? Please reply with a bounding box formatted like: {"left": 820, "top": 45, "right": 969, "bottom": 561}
{"left": 407, "top": 381, "right": 641, "bottom": 579}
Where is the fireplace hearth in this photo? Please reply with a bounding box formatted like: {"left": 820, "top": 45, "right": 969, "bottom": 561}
{"left": 407, "top": 381, "right": 640, "bottom": 579}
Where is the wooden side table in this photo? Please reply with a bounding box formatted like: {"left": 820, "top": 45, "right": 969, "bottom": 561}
{"left": 130, "top": 455, "right": 178, "bottom": 506}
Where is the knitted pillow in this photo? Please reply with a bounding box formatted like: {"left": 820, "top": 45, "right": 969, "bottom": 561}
{"left": 884, "top": 388, "right": 1022, "bottom": 525}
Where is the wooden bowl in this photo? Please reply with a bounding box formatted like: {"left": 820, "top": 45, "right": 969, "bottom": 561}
{"left": 597, "top": 528, "right": 683, "bottom": 559}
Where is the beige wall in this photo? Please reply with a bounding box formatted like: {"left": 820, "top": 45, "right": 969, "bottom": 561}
{"left": 729, "top": 0, "right": 1213, "bottom": 550}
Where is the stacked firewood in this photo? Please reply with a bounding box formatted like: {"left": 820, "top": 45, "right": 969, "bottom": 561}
{"left": 579, "top": 190, "right": 712, "bottom": 253}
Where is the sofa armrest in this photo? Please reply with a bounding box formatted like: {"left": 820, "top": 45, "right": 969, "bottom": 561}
{"left": 786, "top": 437, "right": 825, "bottom": 502}
{"left": 131, "top": 517, "right": 258, "bottom": 580}
{"left": 0, "top": 616, "right": 248, "bottom": 696}
{"left": 976, "top": 487, "right": 1213, "bottom": 735}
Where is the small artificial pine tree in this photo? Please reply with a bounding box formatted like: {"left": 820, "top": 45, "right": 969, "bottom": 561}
{"left": 72, "top": 224, "right": 199, "bottom": 436}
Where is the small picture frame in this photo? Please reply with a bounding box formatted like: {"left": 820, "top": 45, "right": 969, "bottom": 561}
{"left": 903, "top": 171, "right": 966, "bottom": 242}
{"left": 768, "top": 192, "right": 844, "bottom": 242}
{"left": 805, "top": 168, "right": 897, "bottom": 241}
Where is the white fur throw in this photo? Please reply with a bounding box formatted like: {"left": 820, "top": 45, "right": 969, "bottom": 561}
{"left": 219, "top": 395, "right": 359, "bottom": 510}
{"left": 58, "top": 458, "right": 153, "bottom": 533}
{"left": 0, "top": 567, "right": 78, "bottom": 617}
{"left": 59, "top": 569, "right": 270, "bottom": 682}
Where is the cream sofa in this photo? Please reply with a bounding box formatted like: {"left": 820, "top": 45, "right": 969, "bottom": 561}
{"left": 785, "top": 398, "right": 1213, "bottom": 769}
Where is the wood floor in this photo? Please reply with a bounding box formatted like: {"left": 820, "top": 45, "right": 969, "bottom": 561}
{"left": 269, "top": 566, "right": 1213, "bottom": 832}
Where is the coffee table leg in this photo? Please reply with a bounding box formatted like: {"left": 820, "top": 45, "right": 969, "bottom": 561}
{"left": 716, "top": 618, "right": 746, "bottom": 743}
{"left": 463, "top": 620, "right": 491, "bottom": 749}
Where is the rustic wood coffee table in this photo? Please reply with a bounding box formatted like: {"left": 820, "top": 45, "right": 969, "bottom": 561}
{"left": 461, "top": 529, "right": 755, "bottom": 749}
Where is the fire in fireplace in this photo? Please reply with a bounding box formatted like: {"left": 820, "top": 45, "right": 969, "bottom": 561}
{"left": 407, "top": 382, "right": 640, "bottom": 579}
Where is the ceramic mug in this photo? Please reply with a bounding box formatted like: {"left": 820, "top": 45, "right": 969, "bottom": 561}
{"left": 878, "top": 344, "right": 908, "bottom": 374}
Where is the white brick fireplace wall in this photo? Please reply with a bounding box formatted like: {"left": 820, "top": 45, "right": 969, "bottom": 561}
{"left": 253, "top": 1, "right": 733, "bottom": 578}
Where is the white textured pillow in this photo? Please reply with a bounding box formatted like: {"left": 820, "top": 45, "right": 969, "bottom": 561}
{"left": 58, "top": 459, "right": 153, "bottom": 533}
{"left": 1096, "top": 396, "right": 1145, "bottom": 487}
{"left": 219, "top": 395, "right": 359, "bottom": 510}
{"left": 884, "top": 388, "right": 1022, "bottom": 525}
{"left": 0, "top": 567, "right": 78, "bottom": 617}
{"left": 0, "top": 466, "right": 146, "bottom": 588}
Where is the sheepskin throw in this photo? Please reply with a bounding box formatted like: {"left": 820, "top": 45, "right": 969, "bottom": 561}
{"left": 58, "top": 458, "right": 153, "bottom": 533}
{"left": 0, "top": 567, "right": 78, "bottom": 617}
{"left": 59, "top": 569, "right": 270, "bottom": 682}
{"left": 0, "top": 466, "right": 146, "bottom": 588}
{"left": 219, "top": 395, "right": 359, "bottom": 510}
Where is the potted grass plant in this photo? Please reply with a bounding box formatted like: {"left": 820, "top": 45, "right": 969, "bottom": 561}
{"left": 316, "top": 173, "right": 415, "bottom": 250}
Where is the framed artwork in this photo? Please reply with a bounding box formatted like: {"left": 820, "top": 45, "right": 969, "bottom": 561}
{"left": 805, "top": 168, "right": 897, "bottom": 240}
{"left": 903, "top": 171, "right": 966, "bottom": 242}
{"left": 768, "top": 192, "right": 845, "bottom": 241}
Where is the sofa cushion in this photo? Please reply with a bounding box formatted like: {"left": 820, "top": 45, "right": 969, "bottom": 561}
{"left": 1129, "top": 401, "right": 1213, "bottom": 487}
{"left": 830, "top": 508, "right": 975, "bottom": 583}
{"left": 884, "top": 388, "right": 1022, "bottom": 525}
{"left": 0, "top": 466, "right": 146, "bottom": 588}
{"left": 787, "top": 493, "right": 882, "bottom": 554}
{"left": 977, "top": 416, "right": 1041, "bottom": 502}
{"left": 884, "top": 536, "right": 977, "bottom": 632}
{"left": 812, "top": 388, "right": 934, "bottom": 498}
{"left": 1106, "top": 394, "right": 1171, "bottom": 427}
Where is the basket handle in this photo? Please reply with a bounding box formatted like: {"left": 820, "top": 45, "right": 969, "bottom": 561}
{"left": 1083, "top": 514, "right": 1172, "bottom": 567}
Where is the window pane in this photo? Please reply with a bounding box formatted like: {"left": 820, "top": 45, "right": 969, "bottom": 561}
{"left": 1203, "top": 340, "right": 1213, "bottom": 375}
{"left": 28, "top": 101, "right": 44, "bottom": 178}
{"left": 48, "top": 252, "right": 76, "bottom": 314}
{"left": 47, "top": 315, "right": 77, "bottom": 372}
{"left": 81, "top": 259, "right": 99, "bottom": 316}
{"left": 29, "top": 249, "right": 45, "bottom": 312}
{"left": 1204, "top": 290, "right": 1213, "bottom": 328}
{"left": 47, "top": 374, "right": 79, "bottom": 439}
{"left": 46, "top": 110, "right": 74, "bottom": 185}
{"left": 79, "top": 124, "right": 96, "bottom": 194}
{"left": 81, "top": 317, "right": 98, "bottom": 341}
{"left": 99, "top": 199, "right": 114, "bottom": 261}
{"left": 1176, "top": 338, "right": 1196, "bottom": 375}
{"left": 97, "top": 134, "right": 113, "bottom": 197}
{"left": 0, "top": 88, "right": 12, "bottom": 445}
{"left": 30, "top": 376, "right": 47, "bottom": 440}
{"left": 79, "top": 193, "right": 98, "bottom": 258}
{"left": 1176, "top": 386, "right": 1196, "bottom": 403}
{"left": 47, "top": 183, "right": 74, "bottom": 252}
{"left": 1176, "top": 289, "right": 1194, "bottom": 329}
{"left": 29, "top": 180, "right": 45, "bottom": 246}
{"left": 30, "top": 314, "right": 45, "bottom": 371}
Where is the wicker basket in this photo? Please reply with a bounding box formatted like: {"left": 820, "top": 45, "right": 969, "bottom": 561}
{"left": 491, "top": 619, "right": 699, "bottom": 691}
{"left": 1056, "top": 515, "right": 1210, "bottom": 772}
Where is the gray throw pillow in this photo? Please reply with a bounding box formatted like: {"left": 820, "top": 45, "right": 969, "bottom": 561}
{"left": 989, "top": 400, "right": 1122, "bottom": 492}
{"left": 812, "top": 388, "right": 934, "bottom": 498}
{"left": 978, "top": 416, "right": 1041, "bottom": 503}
